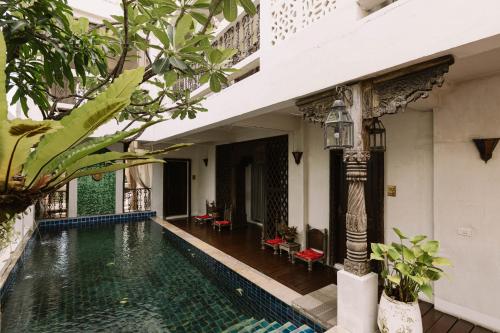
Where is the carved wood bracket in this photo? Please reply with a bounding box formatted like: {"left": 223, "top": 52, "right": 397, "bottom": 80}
{"left": 363, "top": 55, "right": 454, "bottom": 119}
{"left": 296, "top": 85, "right": 352, "bottom": 124}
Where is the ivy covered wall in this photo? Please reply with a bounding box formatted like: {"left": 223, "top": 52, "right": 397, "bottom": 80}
{"left": 77, "top": 172, "right": 116, "bottom": 216}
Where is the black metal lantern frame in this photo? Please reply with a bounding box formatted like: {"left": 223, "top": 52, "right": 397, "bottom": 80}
{"left": 368, "top": 118, "right": 386, "bottom": 151}
{"left": 324, "top": 100, "right": 354, "bottom": 150}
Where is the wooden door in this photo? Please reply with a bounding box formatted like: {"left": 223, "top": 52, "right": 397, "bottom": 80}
{"left": 163, "top": 159, "right": 191, "bottom": 218}
{"left": 366, "top": 151, "right": 385, "bottom": 270}
{"left": 232, "top": 161, "right": 247, "bottom": 228}
{"left": 330, "top": 150, "right": 348, "bottom": 265}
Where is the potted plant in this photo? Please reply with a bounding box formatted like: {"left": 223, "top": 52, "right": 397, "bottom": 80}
{"left": 277, "top": 222, "right": 298, "bottom": 243}
{"left": 284, "top": 226, "right": 298, "bottom": 243}
{"left": 370, "top": 228, "right": 451, "bottom": 333}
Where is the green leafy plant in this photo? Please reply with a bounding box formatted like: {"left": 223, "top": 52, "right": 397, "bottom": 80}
{"left": 278, "top": 222, "right": 298, "bottom": 242}
{"left": 370, "top": 228, "right": 451, "bottom": 303}
{"left": 0, "top": 32, "right": 187, "bottom": 242}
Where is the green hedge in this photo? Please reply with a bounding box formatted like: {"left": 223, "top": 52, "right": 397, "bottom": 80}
{"left": 77, "top": 172, "right": 116, "bottom": 216}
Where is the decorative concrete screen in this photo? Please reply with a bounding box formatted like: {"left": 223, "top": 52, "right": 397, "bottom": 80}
{"left": 77, "top": 172, "right": 116, "bottom": 216}
{"left": 271, "top": 0, "right": 337, "bottom": 45}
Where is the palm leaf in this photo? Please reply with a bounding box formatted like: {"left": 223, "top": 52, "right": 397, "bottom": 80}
{"left": 41, "top": 120, "right": 162, "bottom": 183}
{"left": 47, "top": 143, "right": 190, "bottom": 189}
{"left": 0, "top": 119, "right": 59, "bottom": 191}
{"left": 23, "top": 67, "right": 144, "bottom": 187}
{"left": 66, "top": 159, "right": 164, "bottom": 183}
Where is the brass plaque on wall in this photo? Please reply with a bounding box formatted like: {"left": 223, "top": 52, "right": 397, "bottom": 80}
{"left": 387, "top": 185, "right": 397, "bottom": 197}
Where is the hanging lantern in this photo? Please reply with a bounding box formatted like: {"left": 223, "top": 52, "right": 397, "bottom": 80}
{"left": 324, "top": 100, "right": 354, "bottom": 150}
{"left": 368, "top": 118, "right": 386, "bottom": 151}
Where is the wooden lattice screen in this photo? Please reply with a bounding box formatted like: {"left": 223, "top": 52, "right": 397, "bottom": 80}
{"left": 215, "top": 135, "right": 288, "bottom": 234}
{"left": 264, "top": 135, "right": 288, "bottom": 239}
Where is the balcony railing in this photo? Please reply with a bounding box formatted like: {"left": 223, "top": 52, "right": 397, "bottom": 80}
{"left": 174, "top": 5, "right": 260, "bottom": 93}
{"left": 213, "top": 5, "right": 260, "bottom": 67}
{"left": 124, "top": 188, "right": 151, "bottom": 212}
{"left": 35, "top": 189, "right": 68, "bottom": 220}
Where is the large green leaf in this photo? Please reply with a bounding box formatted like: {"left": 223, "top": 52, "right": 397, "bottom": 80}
{"left": 45, "top": 120, "right": 162, "bottom": 182}
{"left": 223, "top": 0, "right": 238, "bottom": 21}
{"left": 432, "top": 257, "right": 452, "bottom": 266}
{"left": 0, "top": 119, "right": 59, "bottom": 191}
{"left": 23, "top": 68, "right": 144, "bottom": 188}
{"left": 238, "top": 0, "right": 256, "bottom": 16}
{"left": 65, "top": 159, "right": 164, "bottom": 183}
{"left": 50, "top": 143, "right": 190, "bottom": 188}
{"left": 175, "top": 14, "right": 193, "bottom": 48}
{"left": 420, "top": 283, "right": 433, "bottom": 299}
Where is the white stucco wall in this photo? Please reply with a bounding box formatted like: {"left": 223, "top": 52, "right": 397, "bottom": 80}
{"left": 383, "top": 110, "right": 434, "bottom": 244}
{"left": 304, "top": 122, "right": 330, "bottom": 232}
{"left": 138, "top": 0, "right": 500, "bottom": 142}
{"left": 432, "top": 75, "right": 500, "bottom": 330}
{"left": 151, "top": 163, "right": 164, "bottom": 217}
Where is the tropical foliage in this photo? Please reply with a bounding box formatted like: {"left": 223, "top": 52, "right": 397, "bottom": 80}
{"left": 1, "top": 0, "right": 257, "bottom": 128}
{"left": 0, "top": 32, "right": 187, "bottom": 246}
{"left": 370, "top": 228, "right": 451, "bottom": 303}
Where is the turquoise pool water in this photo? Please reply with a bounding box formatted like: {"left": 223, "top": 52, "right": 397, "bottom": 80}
{"left": 1, "top": 221, "right": 257, "bottom": 332}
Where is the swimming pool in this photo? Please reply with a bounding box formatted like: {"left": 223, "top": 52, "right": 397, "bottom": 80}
{"left": 1, "top": 220, "right": 261, "bottom": 332}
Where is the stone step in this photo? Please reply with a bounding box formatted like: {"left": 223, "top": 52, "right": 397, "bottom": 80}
{"left": 222, "top": 318, "right": 315, "bottom": 333}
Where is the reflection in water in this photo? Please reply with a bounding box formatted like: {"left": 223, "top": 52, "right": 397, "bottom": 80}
{"left": 1, "top": 221, "right": 255, "bottom": 333}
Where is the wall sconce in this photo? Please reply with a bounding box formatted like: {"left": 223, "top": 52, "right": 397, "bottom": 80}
{"left": 203, "top": 158, "right": 208, "bottom": 167}
{"left": 473, "top": 138, "right": 499, "bottom": 163}
{"left": 292, "top": 151, "right": 303, "bottom": 165}
{"left": 367, "top": 118, "right": 386, "bottom": 151}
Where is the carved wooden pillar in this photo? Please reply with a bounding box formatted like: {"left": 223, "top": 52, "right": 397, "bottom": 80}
{"left": 343, "top": 83, "right": 372, "bottom": 276}
{"left": 343, "top": 149, "right": 371, "bottom": 276}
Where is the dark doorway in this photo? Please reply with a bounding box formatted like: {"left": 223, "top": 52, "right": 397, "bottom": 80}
{"left": 216, "top": 135, "right": 288, "bottom": 234}
{"left": 329, "top": 150, "right": 384, "bottom": 266}
{"left": 163, "top": 159, "right": 191, "bottom": 218}
{"left": 330, "top": 150, "right": 348, "bottom": 266}
{"left": 366, "top": 151, "right": 385, "bottom": 261}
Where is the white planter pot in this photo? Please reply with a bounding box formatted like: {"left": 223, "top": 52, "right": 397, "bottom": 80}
{"left": 377, "top": 291, "right": 422, "bottom": 333}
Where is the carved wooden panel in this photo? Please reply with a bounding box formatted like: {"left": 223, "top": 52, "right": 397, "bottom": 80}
{"left": 264, "top": 135, "right": 288, "bottom": 238}
{"left": 363, "top": 55, "right": 454, "bottom": 119}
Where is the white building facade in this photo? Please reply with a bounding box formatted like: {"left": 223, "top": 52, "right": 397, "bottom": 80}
{"left": 137, "top": 0, "right": 500, "bottom": 331}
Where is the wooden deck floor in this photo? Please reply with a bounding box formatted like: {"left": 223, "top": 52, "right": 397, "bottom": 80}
{"left": 169, "top": 219, "right": 494, "bottom": 333}
{"left": 170, "top": 218, "right": 337, "bottom": 295}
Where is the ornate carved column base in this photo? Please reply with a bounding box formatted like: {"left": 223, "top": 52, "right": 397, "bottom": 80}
{"left": 344, "top": 258, "right": 371, "bottom": 276}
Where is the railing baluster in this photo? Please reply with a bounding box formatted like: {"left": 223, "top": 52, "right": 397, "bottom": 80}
{"left": 36, "top": 189, "right": 68, "bottom": 220}
{"left": 124, "top": 188, "right": 151, "bottom": 213}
